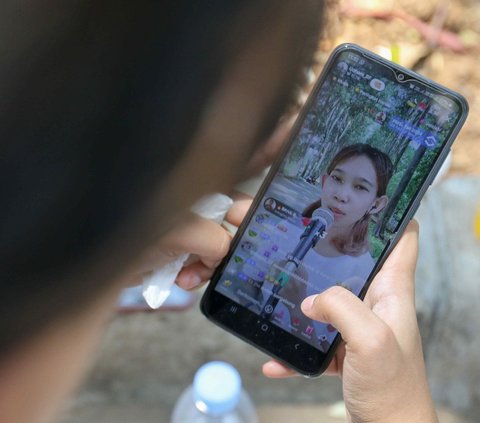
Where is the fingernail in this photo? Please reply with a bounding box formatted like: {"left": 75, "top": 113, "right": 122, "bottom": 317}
{"left": 301, "top": 294, "right": 318, "bottom": 312}
{"left": 178, "top": 273, "right": 202, "bottom": 290}
{"left": 188, "top": 273, "right": 203, "bottom": 288}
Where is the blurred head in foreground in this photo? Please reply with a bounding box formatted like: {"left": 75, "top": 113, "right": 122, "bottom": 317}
{"left": 0, "top": 2, "right": 325, "bottom": 422}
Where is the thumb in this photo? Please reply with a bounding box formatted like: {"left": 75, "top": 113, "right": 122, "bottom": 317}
{"left": 301, "top": 286, "right": 391, "bottom": 352}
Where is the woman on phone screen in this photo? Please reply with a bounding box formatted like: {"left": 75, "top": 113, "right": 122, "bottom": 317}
{"left": 270, "top": 143, "right": 394, "bottom": 351}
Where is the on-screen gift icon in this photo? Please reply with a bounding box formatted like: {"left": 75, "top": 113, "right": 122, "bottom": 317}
{"left": 305, "top": 325, "right": 314, "bottom": 336}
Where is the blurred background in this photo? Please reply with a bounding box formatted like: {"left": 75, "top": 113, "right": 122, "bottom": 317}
{"left": 60, "top": 1, "right": 479, "bottom": 422}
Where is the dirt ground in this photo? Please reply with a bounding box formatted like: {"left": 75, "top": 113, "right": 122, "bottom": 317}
{"left": 309, "top": 0, "right": 480, "bottom": 175}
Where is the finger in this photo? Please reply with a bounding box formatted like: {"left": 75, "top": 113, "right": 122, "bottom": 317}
{"left": 365, "top": 221, "right": 421, "bottom": 349}
{"left": 301, "top": 286, "right": 391, "bottom": 352}
{"left": 159, "top": 215, "right": 232, "bottom": 266}
{"left": 262, "top": 360, "right": 299, "bottom": 378}
{"left": 176, "top": 261, "right": 214, "bottom": 290}
{"left": 369, "top": 220, "right": 419, "bottom": 303}
{"left": 225, "top": 196, "right": 252, "bottom": 227}
{"left": 380, "top": 220, "right": 419, "bottom": 277}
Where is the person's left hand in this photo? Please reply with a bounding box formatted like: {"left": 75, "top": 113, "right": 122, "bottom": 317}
{"left": 127, "top": 196, "right": 252, "bottom": 290}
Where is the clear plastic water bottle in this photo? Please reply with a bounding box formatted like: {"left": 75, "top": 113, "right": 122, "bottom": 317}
{"left": 170, "top": 361, "right": 258, "bottom": 423}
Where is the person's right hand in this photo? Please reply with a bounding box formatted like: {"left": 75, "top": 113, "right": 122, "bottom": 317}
{"left": 263, "top": 221, "right": 439, "bottom": 423}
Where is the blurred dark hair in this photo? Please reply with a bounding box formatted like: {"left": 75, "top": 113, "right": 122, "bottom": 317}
{"left": 303, "top": 143, "right": 393, "bottom": 255}
{"left": 0, "top": 1, "right": 325, "bottom": 352}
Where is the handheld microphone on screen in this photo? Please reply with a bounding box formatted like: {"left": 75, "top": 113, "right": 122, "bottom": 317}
{"left": 260, "top": 208, "right": 334, "bottom": 320}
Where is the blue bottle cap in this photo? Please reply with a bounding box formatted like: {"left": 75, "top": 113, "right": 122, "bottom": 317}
{"left": 193, "top": 361, "right": 242, "bottom": 416}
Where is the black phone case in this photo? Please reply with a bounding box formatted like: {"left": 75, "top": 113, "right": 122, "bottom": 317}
{"left": 201, "top": 43, "right": 469, "bottom": 377}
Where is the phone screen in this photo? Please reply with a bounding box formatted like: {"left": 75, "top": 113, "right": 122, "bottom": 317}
{"left": 211, "top": 47, "right": 466, "bottom": 354}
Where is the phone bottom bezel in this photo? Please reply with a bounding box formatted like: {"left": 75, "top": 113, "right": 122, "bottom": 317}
{"left": 200, "top": 289, "right": 340, "bottom": 377}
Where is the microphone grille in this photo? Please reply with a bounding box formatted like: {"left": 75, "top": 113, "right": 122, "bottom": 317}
{"left": 312, "top": 207, "right": 335, "bottom": 227}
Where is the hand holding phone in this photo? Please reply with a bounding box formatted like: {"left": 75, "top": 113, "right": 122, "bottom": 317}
{"left": 264, "top": 221, "right": 439, "bottom": 423}
{"left": 202, "top": 44, "right": 468, "bottom": 376}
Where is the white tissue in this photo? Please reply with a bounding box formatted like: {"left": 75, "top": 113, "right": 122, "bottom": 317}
{"left": 142, "top": 193, "right": 234, "bottom": 309}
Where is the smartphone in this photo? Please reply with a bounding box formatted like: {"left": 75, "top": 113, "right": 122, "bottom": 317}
{"left": 201, "top": 44, "right": 468, "bottom": 376}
